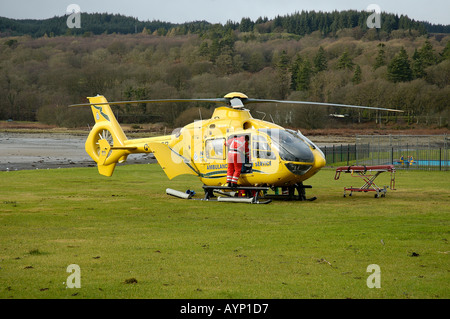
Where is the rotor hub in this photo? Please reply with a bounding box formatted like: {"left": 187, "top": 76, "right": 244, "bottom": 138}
{"left": 224, "top": 92, "right": 248, "bottom": 109}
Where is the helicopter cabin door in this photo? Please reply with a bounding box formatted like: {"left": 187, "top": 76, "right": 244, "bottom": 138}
{"left": 252, "top": 133, "right": 276, "bottom": 161}
{"left": 223, "top": 134, "right": 253, "bottom": 174}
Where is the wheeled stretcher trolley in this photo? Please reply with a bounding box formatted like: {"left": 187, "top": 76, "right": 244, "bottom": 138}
{"left": 334, "top": 165, "right": 396, "bottom": 198}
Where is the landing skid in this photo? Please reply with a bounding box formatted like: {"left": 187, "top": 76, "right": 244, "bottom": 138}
{"left": 202, "top": 185, "right": 272, "bottom": 204}
{"left": 166, "top": 183, "right": 316, "bottom": 204}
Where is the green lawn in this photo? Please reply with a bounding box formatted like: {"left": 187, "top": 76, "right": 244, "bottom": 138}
{"left": 0, "top": 164, "right": 449, "bottom": 299}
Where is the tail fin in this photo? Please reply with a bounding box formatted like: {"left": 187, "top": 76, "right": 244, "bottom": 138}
{"left": 85, "top": 95, "right": 131, "bottom": 176}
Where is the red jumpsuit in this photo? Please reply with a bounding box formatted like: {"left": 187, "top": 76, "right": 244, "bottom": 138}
{"left": 226, "top": 136, "right": 249, "bottom": 185}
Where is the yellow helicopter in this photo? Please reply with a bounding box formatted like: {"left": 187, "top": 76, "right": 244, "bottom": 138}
{"left": 71, "top": 92, "right": 402, "bottom": 203}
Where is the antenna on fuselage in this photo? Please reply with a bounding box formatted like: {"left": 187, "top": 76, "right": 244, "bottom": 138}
{"left": 256, "top": 111, "right": 266, "bottom": 120}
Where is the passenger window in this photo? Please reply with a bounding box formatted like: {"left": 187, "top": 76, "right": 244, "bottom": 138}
{"left": 252, "top": 135, "right": 275, "bottom": 159}
{"left": 205, "top": 138, "right": 225, "bottom": 160}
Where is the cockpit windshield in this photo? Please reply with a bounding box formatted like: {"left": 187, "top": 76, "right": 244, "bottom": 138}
{"left": 258, "top": 129, "right": 314, "bottom": 163}
{"left": 288, "top": 129, "right": 325, "bottom": 159}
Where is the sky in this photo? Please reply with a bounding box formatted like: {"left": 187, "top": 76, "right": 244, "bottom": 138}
{"left": 0, "top": 0, "right": 449, "bottom": 25}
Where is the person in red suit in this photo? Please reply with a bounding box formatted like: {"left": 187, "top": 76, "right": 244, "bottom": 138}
{"left": 225, "top": 135, "right": 249, "bottom": 188}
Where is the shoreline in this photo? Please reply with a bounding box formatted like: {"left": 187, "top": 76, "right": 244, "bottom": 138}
{"left": 0, "top": 132, "right": 157, "bottom": 172}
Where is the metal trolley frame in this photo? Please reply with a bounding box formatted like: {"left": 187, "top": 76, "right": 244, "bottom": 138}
{"left": 334, "top": 165, "right": 396, "bottom": 198}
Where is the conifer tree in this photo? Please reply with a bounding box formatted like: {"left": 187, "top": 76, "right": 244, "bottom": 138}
{"left": 290, "top": 54, "right": 303, "bottom": 90}
{"left": 290, "top": 54, "right": 313, "bottom": 91}
{"left": 352, "top": 65, "right": 362, "bottom": 84}
{"left": 441, "top": 41, "right": 450, "bottom": 60}
{"left": 297, "top": 59, "right": 313, "bottom": 91}
{"left": 276, "top": 50, "right": 291, "bottom": 99}
{"left": 337, "top": 49, "right": 354, "bottom": 70}
{"left": 412, "top": 49, "right": 426, "bottom": 78}
{"left": 314, "top": 46, "right": 328, "bottom": 72}
{"left": 373, "top": 43, "right": 386, "bottom": 70}
{"left": 387, "top": 47, "right": 413, "bottom": 82}
{"left": 290, "top": 57, "right": 313, "bottom": 91}
{"left": 418, "top": 40, "right": 437, "bottom": 67}
{"left": 412, "top": 41, "right": 437, "bottom": 78}
{"left": 239, "top": 17, "right": 254, "bottom": 32}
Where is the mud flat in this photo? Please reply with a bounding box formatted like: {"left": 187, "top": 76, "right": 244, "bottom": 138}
{"left": 0, "top": 132, "right": 156, "bottom": 171}
{"left": 8, "top": 129, "right": 433, "bottom": 171}
{"left": 1, "top": 131, "right": 348, "bottom": 172}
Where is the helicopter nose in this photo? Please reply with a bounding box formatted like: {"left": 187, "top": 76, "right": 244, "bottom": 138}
{"left": 314, "top": 149, "right": 326, "bottom": 168}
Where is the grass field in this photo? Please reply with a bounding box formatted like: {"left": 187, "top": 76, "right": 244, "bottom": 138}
{"left": 0, "top": 164, "right": 448, "bottom": 299}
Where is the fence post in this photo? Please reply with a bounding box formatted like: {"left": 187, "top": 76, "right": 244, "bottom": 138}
{"left": 440, "top": 147, "right": 442, "bottom": 171}
{"left": 347, "top": 144, "right": 350, "bottom": 166}
{"left": 332, "top": 145, "right": 335, "bottom": 164}
{"left": 391, "top": 147, "right": 394, "bottom": 165}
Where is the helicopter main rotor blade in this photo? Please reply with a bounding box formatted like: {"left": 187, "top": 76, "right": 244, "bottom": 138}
{"left": 245, "top": 99, "right": 404, "bottom": 113}
{"left": 70, "top": 98, "right": 228, "bottom": 107}
{"left": 69, "top": 94, "right": 403, "bottom": 113}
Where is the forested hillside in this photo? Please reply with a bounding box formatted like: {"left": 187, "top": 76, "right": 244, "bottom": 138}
{"left": 0, "top": 11, "right": 449, "bottom": 129}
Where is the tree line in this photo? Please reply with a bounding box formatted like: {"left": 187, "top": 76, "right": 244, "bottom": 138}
{"left": 1, "top": 10, "right": 449, "bottom": 39}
